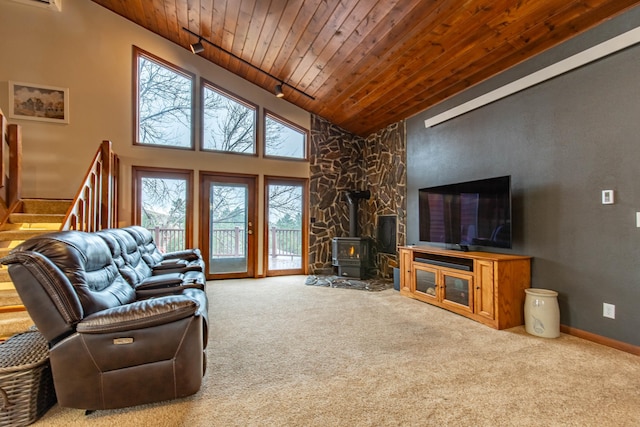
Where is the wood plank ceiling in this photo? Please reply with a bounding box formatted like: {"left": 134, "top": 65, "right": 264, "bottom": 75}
{"left": 91, "top": 0, "right": 640, "bottom": 137}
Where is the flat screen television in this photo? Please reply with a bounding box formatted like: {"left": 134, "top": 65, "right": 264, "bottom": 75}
{"left": 418, "top": 175, "right": 512, "bottom": 250}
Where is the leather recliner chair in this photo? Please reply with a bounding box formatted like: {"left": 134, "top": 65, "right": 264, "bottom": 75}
{"left": 1, "top": 230, "right": 208, "bottom": 410}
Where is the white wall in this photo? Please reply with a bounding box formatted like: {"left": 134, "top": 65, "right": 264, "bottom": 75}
{"left": 0, "top": 0, "right": 311, "bottom": 274}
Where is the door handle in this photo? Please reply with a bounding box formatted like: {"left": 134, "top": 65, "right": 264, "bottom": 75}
{"left": 247, "top": 230, "right": 253, "bottom": 234}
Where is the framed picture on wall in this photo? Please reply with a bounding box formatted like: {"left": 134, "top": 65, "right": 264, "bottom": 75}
{"left": 8, "top": 81, "right": 69, "bottom": 124}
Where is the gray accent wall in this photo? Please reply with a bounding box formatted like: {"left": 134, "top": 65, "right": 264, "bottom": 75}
{"left": 406, "top": 7, "right": 640, "bottom": 345}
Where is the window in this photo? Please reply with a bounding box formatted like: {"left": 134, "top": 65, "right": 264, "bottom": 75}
{"left": 134, "top": 47, "right": 195, "bottom": 149}
{"left": 264, "top": 111, "right": 308, "bottom": 160}
{"left": 265, "top": 177, "right": 308, "bottom": 275}
{"left": 132, "top": 167, "right": 194, "bottom": 252}
{"left": 202, "top": 80, "right": 257, "bottom": 154}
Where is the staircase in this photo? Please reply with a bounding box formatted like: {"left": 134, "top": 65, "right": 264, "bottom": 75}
{"left": 0, "top": 199, "right": 71, "bottom": 339}
{"left": 0, "top": 109, "right": 119, "bottom": 341}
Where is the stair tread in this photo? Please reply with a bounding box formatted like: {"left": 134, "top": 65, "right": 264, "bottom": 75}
{"left": 9, "top": 212, "right": 65, "bottom": 223}
{"left": 0, "top": 229, "right": 54, "bottom": 240}
{"left": 21, "top": 199, "right": 72, "bottom": 215}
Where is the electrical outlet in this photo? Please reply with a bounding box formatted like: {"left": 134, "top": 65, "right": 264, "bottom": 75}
{"left": 603, "top": 303, "right": 615, "bottom": 319}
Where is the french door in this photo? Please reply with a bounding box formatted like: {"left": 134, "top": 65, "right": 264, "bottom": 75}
{"left": 200, "top": 173, "right": 257, "bottom": 280}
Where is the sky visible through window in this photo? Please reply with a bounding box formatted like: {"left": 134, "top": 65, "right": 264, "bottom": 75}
{"left": 265, "top": 115, "right": 306, "bottom": 159}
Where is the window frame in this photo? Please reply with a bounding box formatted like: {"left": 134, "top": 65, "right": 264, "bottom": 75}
{"left": 200, "top": 78, "right": 259, "bottom": 156}
{"left": 263, "top": 109, "right": 309, "bottom": 161}
{"left": 132, "top": 46, "right": 196, "bottom": 151}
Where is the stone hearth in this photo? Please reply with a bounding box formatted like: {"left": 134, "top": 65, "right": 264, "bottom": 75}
{"left": 304, "top": 275, "right": 393, "bottom": 292}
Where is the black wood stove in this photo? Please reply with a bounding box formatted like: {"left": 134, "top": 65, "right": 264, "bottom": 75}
{"left": 332, "top": 237, "right": 372, "bottom": 278}
{"left": 331, "top": 190, "right": 372, "bottom": 279}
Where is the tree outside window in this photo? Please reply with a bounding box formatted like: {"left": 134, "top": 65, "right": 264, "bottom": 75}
{"left": 135, "top": 48, "right": 194, "bottom": 149}
{"left": 140, "top": 177, "right": 188, "bottom": 252}
{"left": 267, "top": 182, "right": 303, "bottom": 270}
{"left": 202, "top": 81, "right": 256, "bottom": 154}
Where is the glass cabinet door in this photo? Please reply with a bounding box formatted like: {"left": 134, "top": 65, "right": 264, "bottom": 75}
{"left": 415, "top": 267, "right": 438, "bottom": 300}
{"left": 442, "top": 272, "right": 473, "bottom": 312}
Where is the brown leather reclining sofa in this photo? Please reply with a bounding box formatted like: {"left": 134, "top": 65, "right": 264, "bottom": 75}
{"left": 1, "top": 226, "right": 208, "bottom": 411}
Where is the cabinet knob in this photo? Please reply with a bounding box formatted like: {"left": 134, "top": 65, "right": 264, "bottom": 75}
{"left": 476, "top": 286, "right": 480, "bottom": 290}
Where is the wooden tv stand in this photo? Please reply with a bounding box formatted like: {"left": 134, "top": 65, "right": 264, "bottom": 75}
{"left": 399, "top": 246, "right": 531, "bottom": 330}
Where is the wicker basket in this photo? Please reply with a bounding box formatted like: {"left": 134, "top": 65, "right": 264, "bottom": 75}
{"left": 0, "top": 330, "right": 56, "bottom": 427}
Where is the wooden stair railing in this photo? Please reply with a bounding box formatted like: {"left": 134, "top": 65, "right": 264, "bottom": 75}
{"left": 61, "top": 140, "right": 119, "bottom": 231}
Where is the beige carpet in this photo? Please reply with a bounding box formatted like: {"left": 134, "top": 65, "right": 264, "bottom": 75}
{"left": 34, "top": 276, "right": 640, "bottom": 426}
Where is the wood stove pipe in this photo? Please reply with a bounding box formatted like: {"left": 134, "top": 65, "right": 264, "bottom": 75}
{"left": 345, "top": 190, "right": 371, "bottom": 237}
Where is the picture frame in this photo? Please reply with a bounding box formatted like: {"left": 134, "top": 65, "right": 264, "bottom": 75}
{"left": 8, "top": 81, "right": 69, "bottom": 124}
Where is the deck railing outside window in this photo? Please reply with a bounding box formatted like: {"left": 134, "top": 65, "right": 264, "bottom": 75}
{"left": 149, "top": 227, "right": 301, "bottom": 257}
{"left": 150, "top": 227, "right": 186, "bottom": 253}
{"left": 270, "top": 227, "right": 301, "bottom": 258}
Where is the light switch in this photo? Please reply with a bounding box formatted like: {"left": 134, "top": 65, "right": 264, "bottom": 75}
{"left": 602, "top": 190, "right": 614, "bottom": 204}
{"left": 636, "top": 212, "right": 640, "bottom": 228}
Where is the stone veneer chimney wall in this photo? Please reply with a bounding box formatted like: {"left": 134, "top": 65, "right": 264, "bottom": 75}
{"left": 309, "top": 115, "right": 406, "bottom": 278}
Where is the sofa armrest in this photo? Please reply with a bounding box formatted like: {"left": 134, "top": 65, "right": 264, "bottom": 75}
{"left": 162, "top": 249, "right": 201, "bottom": 261}
{"left": 135, "top": 283, "right": 204, "bottom": 299}
{"left": 136, "top": 272, "right": 185, "bottom": 290}
{"left": 153, "top": 259, "right": 189, "bottom": 270}
{"left": 76, "top": 295, "right": 198, "bottom": 334}
{"left": 134, "top": 272, "right": 204, "bottom": 298}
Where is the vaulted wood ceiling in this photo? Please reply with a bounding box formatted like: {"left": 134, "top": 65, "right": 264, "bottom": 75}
{"left": 91, "top": 0, "right": 640, "bottom": 137}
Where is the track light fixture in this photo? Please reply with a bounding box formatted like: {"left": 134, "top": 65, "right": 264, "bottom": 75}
{"left": 275, "top": 84, "right": 284, "bottom": 98}
{"left": 182, "top": 27, "right": 315, "bottom": 101}
{"left": 190, "top": 38, "right": 204, "bottom": 54}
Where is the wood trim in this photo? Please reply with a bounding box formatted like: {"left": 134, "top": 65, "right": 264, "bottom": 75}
{"left": 0, "top": 305, "right": 26, "bottom": 314}
{"left": 560, "top": 325, "right": 640, "bottom": 356}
